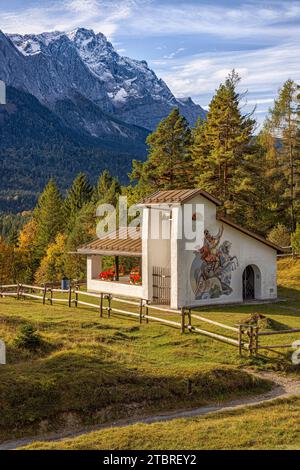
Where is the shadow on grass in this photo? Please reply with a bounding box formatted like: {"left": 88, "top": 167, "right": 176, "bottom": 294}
{"left": 278, "top": 286, "right": 300, "bottom": 301}
{"left": 0, "top": 349, "right": 270, "bottom": 442}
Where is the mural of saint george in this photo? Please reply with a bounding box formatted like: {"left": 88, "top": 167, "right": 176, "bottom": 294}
{"left": 190, "top": 226, "right": 238, "bottom": 300}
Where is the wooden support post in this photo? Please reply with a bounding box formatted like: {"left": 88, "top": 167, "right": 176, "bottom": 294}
{"left": 139, "top": 299, "right": 143, "bottom": 324}
{"left": 100, "top": 293, "right": 103, "bottom": 318}
{"left": 114, "top": 256, "right": 119, "bottom": 281}
{"left": 17, "top": 282, "right": 20, "bottom": 300}
{"left": 181, "top": 307, "right": 185, "bottom": 334}
{"left": 68, "top": 285, "right": 72, "bottom": 307}
{"left": 107, "top": 294, "right": 112, "bottom": 318}
{"left": 187, "top": 308, "right": 192, "bottom": 331}
{"left": 145, "top": 300, "right": 149, "bottom": 324}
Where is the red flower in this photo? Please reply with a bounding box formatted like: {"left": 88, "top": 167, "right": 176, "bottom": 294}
{"left": 98, "top": 268, "right": 115, "bottom": 281}
{"left": 129, "top": 269, "right": 142, "bottom": 285}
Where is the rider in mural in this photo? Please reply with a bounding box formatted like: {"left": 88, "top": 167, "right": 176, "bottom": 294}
{"left": 200, "top": 226, "right": 224, "bottom": 272}
{"left": 191, "top": 226, "right": 238, "bottom": 300}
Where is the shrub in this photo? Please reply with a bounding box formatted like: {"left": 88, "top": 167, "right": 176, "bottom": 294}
{"left": 267, "top": 223, "right": 290, "bottom": 248}
{"left": 291, "top": 224, "right": 300, "bottom": 254}
{"left": 14, "top": 324, "right": 43, "bottom": 351}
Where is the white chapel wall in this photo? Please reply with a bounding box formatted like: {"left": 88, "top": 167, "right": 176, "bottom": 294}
{"left": 174, "top": 195, "right": 277, "bottom": 308}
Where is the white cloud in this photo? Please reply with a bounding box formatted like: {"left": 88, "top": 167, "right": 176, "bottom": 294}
{"left": 121, "top": 1, "right": 300, "bottom": 41}
{"left": 0, "top": 0, "right": 299, "bottom": 126}
{"left": 0, "top": 0, "right": 136, "bottom": 38}
{"left": 155, "top": 42, "right": 300, "bottom": 97}
{"left": 153, "top": 40, "right": 300, "bottom": 127}
{"left": 163, "top": 47, "right": 185, "bottom": 60}
{"left": 1, "top": 0, "right": 300, "bottom": 42}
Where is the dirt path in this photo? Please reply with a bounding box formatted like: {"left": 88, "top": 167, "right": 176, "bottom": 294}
{"left": 1, "top": 371, "right": 300, "bottom": 450}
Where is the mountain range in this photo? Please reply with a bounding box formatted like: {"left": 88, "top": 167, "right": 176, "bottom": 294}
{"left": 0, "top": 28, "right": 206, "bottom": 212}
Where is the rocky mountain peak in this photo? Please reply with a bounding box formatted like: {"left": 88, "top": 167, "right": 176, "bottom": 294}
{"left": 2, "top": 28, "right": 206, "bottom": 132}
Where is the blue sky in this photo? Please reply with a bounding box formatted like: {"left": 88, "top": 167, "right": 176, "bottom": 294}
{"left": 1, "top": 0, "right": 300, "bottom": 125}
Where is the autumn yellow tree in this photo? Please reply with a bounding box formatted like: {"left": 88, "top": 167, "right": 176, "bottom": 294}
{"left": 0, "top": 237, "right": 15, "bottom": 284}
{"left": 35, "top": 233, "right": 67, "bottom": 284}
{"left": 16, "top": 218, "right": 39, "bottom": 282}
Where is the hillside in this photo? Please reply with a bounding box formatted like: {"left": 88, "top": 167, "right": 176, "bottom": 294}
{"left": 277, "top": 258, "right": 300, "bottom": 293}
{"left": 1, "top": 274, "right": 300, "bottom": 445}
{"left": 22, "top": 396, "right": 300, "bottom": 450}
{"left": 0, "top": 296, "right": 273, "bottom": 443}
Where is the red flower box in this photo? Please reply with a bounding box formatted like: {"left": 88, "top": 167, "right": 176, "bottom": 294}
{"left": 98, "top": 268, "right": 115, "bottom": 281}
{"left": 129, "top": 267, "right": 142, "bottom": 285}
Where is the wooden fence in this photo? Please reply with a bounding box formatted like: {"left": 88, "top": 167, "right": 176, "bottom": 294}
{"left": 1, "top": 283, "right": 299, "bottom": 357}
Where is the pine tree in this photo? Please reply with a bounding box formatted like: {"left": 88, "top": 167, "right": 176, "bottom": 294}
{"left": 257, "top": 123, "right": 289, "bottom": 231}
{"left": 292, "top": 223, "right": 300, "bottom": 254}
{"left": 191, "top": 71, "right": 260, "bottom": 222}
{"left": 34, "top": 180, "right": 64, "bottom": 257}
{"left": 130, "top": 108, "right": 192, "bottom": 196}
{"left": 231, "top": 138, "right": 269, "bottom": 231}
{"left": 93, "top": 170, "right": 121, "bottom": 206}
{"left": 64, "top": 173, "right": 93, "bottom": 229}
{"left": 64, "top": 201, "right": 96, "bottom": 280}
{"left": 262, "top": 80, "right": 300, "bottom": 232}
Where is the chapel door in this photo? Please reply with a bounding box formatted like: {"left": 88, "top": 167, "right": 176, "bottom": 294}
{"left": 152, "top": 266, "right": 171, "bottom": 305}
{"left": 243, "top": 265, "right": 255, "bottom": 300}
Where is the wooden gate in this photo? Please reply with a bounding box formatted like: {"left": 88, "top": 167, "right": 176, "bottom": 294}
{"left": 152, "top": 266, "right": 171, "bottom": 305}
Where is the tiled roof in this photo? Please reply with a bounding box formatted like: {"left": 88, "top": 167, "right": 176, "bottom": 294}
{"left": 139, "top": 189, "right": 223, "bottom": 206}
{"left": 77, "top": 227, "right": 142, "bottom": 256}
{"left": 217, "top": 215, "right": 285, "bottom": 253}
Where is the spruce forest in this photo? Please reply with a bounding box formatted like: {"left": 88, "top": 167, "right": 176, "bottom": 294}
{"left": 1, "top": 71, "right": 299, "bottom": 285}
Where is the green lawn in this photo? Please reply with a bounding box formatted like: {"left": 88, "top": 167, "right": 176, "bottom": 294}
{"left": 21, "top": 396, "right": 300, "bottom": 450}
{"left": 0, "top": 264, "right": 300, "bottom": 444}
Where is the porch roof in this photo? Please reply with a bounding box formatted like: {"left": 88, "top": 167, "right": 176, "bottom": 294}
{"left": 138, "top": 189, "right": 223, "bottom": 207}
{"left": 77, "top": 227, "right": 142, "bottom": 257}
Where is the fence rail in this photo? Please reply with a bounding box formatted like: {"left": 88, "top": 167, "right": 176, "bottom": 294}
{"left": 1, "top": 282, "right": 299, "bottom": 356}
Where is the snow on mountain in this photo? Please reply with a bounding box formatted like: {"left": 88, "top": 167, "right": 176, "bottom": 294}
{"left": 1, "top": 27, "right": 206, "bottom": 134}
{"left": 8, "top": 31, "right": 64, "bottom": 55}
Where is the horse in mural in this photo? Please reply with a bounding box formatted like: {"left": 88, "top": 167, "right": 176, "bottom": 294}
{"left": 190, "top": 226, "right": 239, "bottom": 300}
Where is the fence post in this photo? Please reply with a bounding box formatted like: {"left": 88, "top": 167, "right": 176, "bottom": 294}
{"left": 254, "top": 326, "right": 259, "bottom": 356}
{"left": 68, "top": 285, "right": 72, "bottom": 307}
{"left": 17, "top": 282, "right": 20, "bottom": 300}
{"left": 19, "top": 283, "right": 23, "bottom": 300}
{"left": 238, "top": 325, "right": 243, "bottom": 356}
{"left": 100, "top": 293, "right": 103, "bottom": 318}
{"left": 139, "top": 298, "right": 143, "bottom": 324}
{"left": 107, "top": 294, "right": 112, "bottom": 318}
{"left": 248, "top": 325, "right": 254, "bottom": 356}
{"left": 187, "top": 308, "right": 192, "bottom": 332}
{"left": 145, "top": 300, "right": 149, "bottom": 324}
{"left": 181, "top": 307, "right": 185, "bottom": 334}
{"left": 43, "top": 284, "right": 47, "bottom": 305}
{"left": 74, "top": 285, "right": 79, "bottom": 307}
{"left": 50, "top": 287, "right": 53, "bottom": 306}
